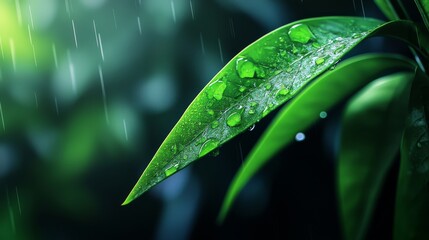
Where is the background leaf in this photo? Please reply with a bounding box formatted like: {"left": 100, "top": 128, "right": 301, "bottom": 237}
{"left": 219, "top": 54, "right": 416, "bottom": 221}
{"left": 338, "top": 72, "right": 415, "bottom": 240}
{"left": 375, "top": 0, "right": 400, "bottom": 20}
{"left": 123, "top": 17, "right": 394, "bottom": 205}
{"left": 394, "top": 71, "right": 429, "bottom": 240}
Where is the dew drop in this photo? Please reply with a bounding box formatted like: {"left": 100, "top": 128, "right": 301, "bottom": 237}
{"left": 207, "top": 81, "right": 227, "bottom": 100}
{"left": 315, "top": 57, "right": 325, "bottom": 65}
{"left": 264, "top": 83, "right": 272, "bottom": 90}
{"left": 277, "top": 88, "right": 290, "bottom": 97}
{"left": 239, "top": 86, "right": 247, "bottom": 92}
{"left": 249, "top": 124, "right": 255, "bottom": 131}
{"left": 171, "top": 144, "right": 178, "bottom": 154}
{"left": 199, "top": 139, "right": 220, "bottom": 157}
{"left": 236, "top": 58, "right": 266, "bottom": 79}
{"left": 211, "top": 120, "right": 219, "bottom": 129}
{"left": 250, "top": 102, "right": 258, "bottom": 107}
{"left": 286, "top": 67, "right": 293, "bottom": 73}
{"left": 165, "top": 164, "right": 179, "bottom": 177}
{"left": 248, "top": 109, "right": 255, "bottom": 115}
{"left": 288, "top": 24, "right": 313, "bottom": 44}
{"left": 226, "top": 112, "right": 242, "bottom": 127}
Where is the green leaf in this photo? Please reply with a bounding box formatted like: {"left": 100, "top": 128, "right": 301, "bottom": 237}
{"left": 338, "top": 72, "right": 415, "bottom": 240}
{"left": 218, "top": 54, "right": 416, "bottom": 222}
{"left": 375, "top": 0, "right": 400, "bottom": 20}
{"left": 123, "top": 17, "right": 388, "bottom": 205}
{"left": 415, "top": 0, "right": 429, "bottom": 32}
{"left": 123, "top": 17, "right": 422, "bottom": 206}
{"left": 394, "top": 71, "right": 429, "bottom": 240}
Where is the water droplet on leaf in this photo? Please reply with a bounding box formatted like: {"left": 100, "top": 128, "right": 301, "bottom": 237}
{"left": 207, "top": 109, "right": 214, "bottom": 115}
{"left": 199, "top": 139, "right": 220, "bottom": 157}
{"left": 236, "top": 58, "right": 265, "bottom": 78}
{"left": 315, "top": 57, "right": 325, "bottom": 65}
{"left": 288, "top": 24, "right": 313, "bottom": 44}
{"left": 277, "top": 88, "right": 290, "bottom": 97}
{"left": 207, "top": 81, "right": 227, "bottom": 100}
{"left": 165, "top": 164, "right": 179, "bottom": 177}
{"left": 249, "top": 124, "right": 255, "bottom": 131}
{"left": 226, "top": 112, "right": 242, "bottom": 127}
{"left": 211, "top": 120, "right": 219, "bottom": 129}
{"left": 264, "top": 83, "right": 272, "bottom": 90}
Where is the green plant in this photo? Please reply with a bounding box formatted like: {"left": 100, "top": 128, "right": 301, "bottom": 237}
{"left": 123, "top": 1, "right": 429, "bottom": 239}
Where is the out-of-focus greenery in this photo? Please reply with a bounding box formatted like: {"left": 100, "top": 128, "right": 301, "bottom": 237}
{"left": 0, "top": 0, "right": 406, "bottom": 239}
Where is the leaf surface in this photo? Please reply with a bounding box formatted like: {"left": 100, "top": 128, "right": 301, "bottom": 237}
{"left": 219, "top": 54, "right": 415, "bottom": 221}
{"left": 123, "top": 17, "right": 421, "bottom": 205}
{"left": 394, "top": 71, "right": 429, "bottom": 240}
{"left": 338, "top": 72, "right": 415, "bottom": 240}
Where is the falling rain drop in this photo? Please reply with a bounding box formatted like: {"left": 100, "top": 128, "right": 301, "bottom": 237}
{"left": 218, "top": 38, "right": 224, "bottom": 63}
{"left": 93, "top": 20, "right": 99, "bottom": 48}
{"left": 295, "top": 132, "right": 306, "bottom": 141}
{"left": 68, "top": 53, "right": 77, "bottom": 93}
{"left": 0, "top": 101, "right": 5, "bottom": 131}
{"left": 15, "top": 0, "right": 23, "bottom": 26}
{"left": 288, "top": 24, "right": 313, "bottom": 44}
{"left": 190, "top": 0, "right": 195, "bottom": 20}
{"left": 54, "top": 97, "right": 59, "bottom": 116}
{"left": 52, "top": 44, "right": 58, "bottom": 68}
{"left": 199, "top": 32, "right": 205, "bottom": 55}
{"left": 112, "top": 9, "right": 118, "bottom": 29}
{"left": 137, "top": 17, "right": 142, "bottom": 35}
{"left": 34, "top": 92, "right": 39, "bottom": 109}
{"left": 199, "top": 139, "right": 220, "bottom": 157}
{"left": 15, "top": 187, "right": 21, "bottom": 215}
{"left": 227, "top": 112, "right": 242, "bottom": 127}
{"left": 123, "top": 119, "right": 129, "bottom": 141}
{"left": 9, "top": 39, "right": 16, "bottom": 71}
{"left": 99, "top": 65, "right": 109, "bottom": 124}
{"left": 0, "top": 38, "right": 4, "bottom": 59}
{"left": 28, "top": 5, "right": 34, "bottom": 29}
{"left": 171, "top": 0, "right": 176, "bottom": 23}
{"left": 98, "top": 33, "right": 105, "bottom": 61}
{"left": 165, "top": 164, "right": 179, "bottom": 177}
{"left": 71, "top": 20, "right": 78, "bottom": 48}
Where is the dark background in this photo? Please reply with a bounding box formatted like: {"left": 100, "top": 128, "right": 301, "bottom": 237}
{"left": 0, "top": 0, "right": 414, "bottom": 239}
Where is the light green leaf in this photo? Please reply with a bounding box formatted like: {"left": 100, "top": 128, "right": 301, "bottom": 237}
{"left": 123, "top": 17, "right": 422, "bottom": 206}
{"left": 219, "top": 54, "right": 416, "bottom": 222}
{"left": 375, "top": 0, "right": 400, "bottom": 20}
{"left": 394, "top": 71, "right": 429, "bottom": 240}
{"left": 338, "top": 72, "right": 415, "bottom": 240}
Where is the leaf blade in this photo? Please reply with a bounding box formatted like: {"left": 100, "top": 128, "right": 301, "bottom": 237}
{"left": 218, "top": 54, "right": 415, "bottom": 221}
{"left": 338, "top": 72, "right": 415, "bottom": 240}
{"left": 394, "top": 71, "right": 429, "bottom": 240}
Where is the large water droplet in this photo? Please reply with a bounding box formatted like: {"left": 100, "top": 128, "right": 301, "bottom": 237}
{"left": 199, "top": 139, "right": 220, "bottom": 157}
{"left": 165, "top": 164, "right": 179, "bottom": 177}
{"left": 236, "top": 58, "right": 265, "bottom": 78}
{"left": 288, "top": 24, "right": 313, "bottom": 44}
{"left": 226, "top": 112, "right": 242, "bottom": 127}
{"left": 207, "top": 81, "right": 227, "bottom": 100}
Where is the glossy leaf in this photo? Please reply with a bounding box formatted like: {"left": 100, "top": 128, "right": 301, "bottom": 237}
{"left": 394, "top": 71, "right": 429, "bottom": 240}
{"left": 123, "top": 17, "right": 388, "bottom": 205}
{"left": 123, "top": 17, "right": 423, "bottom": 205}
{"left": 218, "top": 54, "right": 416, "bottom": 221}
{"left": 338, "top": 72, "right": 415, "bottom": 240}
{"left": 375, "top": 0, "right": 400, "bottom": 20}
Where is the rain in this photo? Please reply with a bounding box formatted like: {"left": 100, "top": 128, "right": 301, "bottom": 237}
{"left": 0, "top": 0, "right": 395, "bottom": 239}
